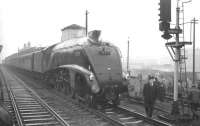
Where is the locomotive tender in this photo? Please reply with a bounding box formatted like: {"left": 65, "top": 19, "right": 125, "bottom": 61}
{"left": 5, "top": 29, "right": 126, "bottom": 106}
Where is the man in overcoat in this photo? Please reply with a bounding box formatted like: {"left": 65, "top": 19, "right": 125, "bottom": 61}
{"left": 143, "top": 75, "right": 157, "bottom": 118}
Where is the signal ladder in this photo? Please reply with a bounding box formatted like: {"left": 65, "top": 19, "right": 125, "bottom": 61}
{"left": 178, "top": 4, "right": 191, "bottom": 92}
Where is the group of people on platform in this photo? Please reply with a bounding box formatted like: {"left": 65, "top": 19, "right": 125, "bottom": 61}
{"left": 127, "top": 72, "right": 200, "bottom": 120}
{"left": 143, "top": 75, "right": 200, "bottom": 119}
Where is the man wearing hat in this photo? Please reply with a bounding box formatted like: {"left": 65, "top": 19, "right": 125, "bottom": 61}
{"left": 143, "top": 75, "right": 157, "bottom": 117}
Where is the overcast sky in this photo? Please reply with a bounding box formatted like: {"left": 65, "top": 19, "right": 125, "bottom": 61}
{"left": 0, "top": 0, "right": 200, "bottom": 64}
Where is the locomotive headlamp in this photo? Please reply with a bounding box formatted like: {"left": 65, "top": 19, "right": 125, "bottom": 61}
{"left": 89, "top": 74, "right": 94, "bottom": 81}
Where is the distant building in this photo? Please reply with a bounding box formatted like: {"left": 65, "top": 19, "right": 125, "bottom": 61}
{"left": 61, "top": 24, "right": 86, "bottom": 42}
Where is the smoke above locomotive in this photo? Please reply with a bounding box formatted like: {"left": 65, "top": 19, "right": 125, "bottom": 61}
{"left": 5, "top": 24, "right": 126, "bottom": 106}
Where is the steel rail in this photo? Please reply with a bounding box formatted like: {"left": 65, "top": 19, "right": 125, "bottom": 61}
{"left": 12, "top": 71, "right": 70, "bottom": 126}
{"left": 71, "top": 97, "right": 172, "bottom": 126}
{"left": 4, "top": 75, "right": 24, "bottom": 126}
{"left": 91, "top": 108, "right": 126, "bottom": 126}
{"left": 126, "top": 97, "right": 169, "bottom": 114}
{"left": 2, "top": 68, "right": 70, "bottom": 126}
{"left": 117, "top": 105, "right": 172, "bottom": 126}
{"left": 69, "top": 98, "right": 126, "bottom": 126}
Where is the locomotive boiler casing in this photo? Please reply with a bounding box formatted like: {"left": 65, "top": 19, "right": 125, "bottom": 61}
{"left": 5, "top": 36, "right": 126, "bottom": 104}
{"left": 43, "top": 37, "right": 125, "bottom": 103}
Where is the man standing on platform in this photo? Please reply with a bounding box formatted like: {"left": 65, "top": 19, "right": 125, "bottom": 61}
{"left": 143, "top": 75, "right": 157, "bottom": 118}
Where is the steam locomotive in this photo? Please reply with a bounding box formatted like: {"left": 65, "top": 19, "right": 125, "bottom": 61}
{"left": 5, "top": 30, "right": 126, "bottom": 106}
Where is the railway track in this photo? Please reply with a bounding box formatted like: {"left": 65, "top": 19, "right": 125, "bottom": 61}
{"left": 3, "top": 67, "right": 112, "bottom": 126}
{"left": 124, "top": 97, "right": 169, "bottom": 114}
{"left": 165, "top": 95, "right": 190, "bottom": 109}
{"left": 0, "top": 68, "right": 17, "bottom": 124}
{"left": 3, "top": 67, "right": 172, "bottom": 126}
{"left": 47, "top": 92, "right": 172, "bottom": 126}
{"left": 1, "top": 68, "right": 70, "bottom": 126}
{"left": 84, "top": 103, "right": 172, "bottom": 126}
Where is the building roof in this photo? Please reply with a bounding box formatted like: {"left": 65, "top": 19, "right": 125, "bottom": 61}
{"left": 61, "top": 24, "right": 85, "bottom": 31}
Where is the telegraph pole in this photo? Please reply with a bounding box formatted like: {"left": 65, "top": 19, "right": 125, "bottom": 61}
{"left": 192, "top": 18, "right": 195, "bottom": 85}
{"left": 127, "top": 37, "right": 130, "bottom": 75}
{"left": 182, "top": 1, "right": 192, "bottom": 88}
{"left": 85, "top": 10, "right": 88, "bottom": 36}
{"left": 173, "top": 5, "right": 180, "bottom": 103}
{"left": 192, "top": 18, "right": 198, "bottom": 86}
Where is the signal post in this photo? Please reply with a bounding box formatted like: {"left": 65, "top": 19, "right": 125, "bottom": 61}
{"left": 158, "top": 0, "right": 192, "bottom": 117}
{"left": 171, "top": 6, "right": 180, "bottom": 115}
